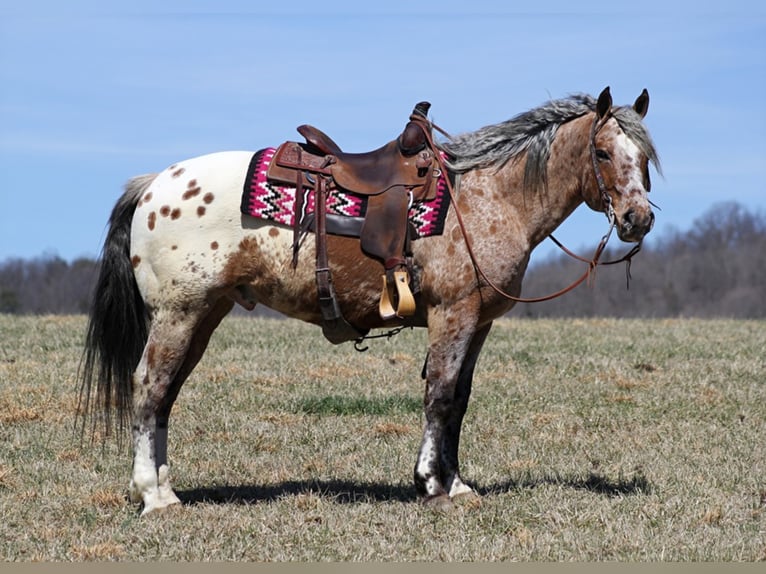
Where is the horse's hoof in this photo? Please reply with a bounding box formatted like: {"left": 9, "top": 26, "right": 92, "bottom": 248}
{"left": 140, "top": 498, "right": 182, "bottom": 517}
{"left": 423, "top": 494, "right": 455, "bottom": 513}
{"left": 452, "top": 490, "right": 482, "bottom": 509}
{"left": 128, "top": 484, "right": 142, "bottom": 505}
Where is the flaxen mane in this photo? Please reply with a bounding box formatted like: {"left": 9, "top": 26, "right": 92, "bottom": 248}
{"left": 440, "top": 94, "right": 661, "bottom": 194}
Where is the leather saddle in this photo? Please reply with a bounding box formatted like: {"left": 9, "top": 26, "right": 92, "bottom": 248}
{"left": 266, "top": 102, "right": 440, "bottom": 341}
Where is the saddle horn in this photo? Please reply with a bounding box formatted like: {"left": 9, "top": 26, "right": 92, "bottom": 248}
{"left": 399, "top": 101, "right": 431, "bottom": 156}
{"left": 412, "top": 101, "right": 431, "bottom": 119}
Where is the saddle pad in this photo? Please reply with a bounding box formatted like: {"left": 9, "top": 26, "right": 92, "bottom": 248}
{"left": 240, "top": 148, "right": 451, "bottom": 239}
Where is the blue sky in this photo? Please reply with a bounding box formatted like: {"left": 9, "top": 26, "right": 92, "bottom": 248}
{"left": 1, "top": 0, "right": 764, "bottom": 263}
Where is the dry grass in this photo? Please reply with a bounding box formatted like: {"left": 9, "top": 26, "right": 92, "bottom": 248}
{"left": 0, "top": 314, "right": 764, "bottom": 561}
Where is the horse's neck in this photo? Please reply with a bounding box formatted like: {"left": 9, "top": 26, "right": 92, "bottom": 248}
{"left": 500, "top": 115, "right": 591, "bottom": 249}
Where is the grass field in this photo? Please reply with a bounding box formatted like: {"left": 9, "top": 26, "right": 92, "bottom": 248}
{"left": 0, "top": 314, "right": 764, "bottom": 561}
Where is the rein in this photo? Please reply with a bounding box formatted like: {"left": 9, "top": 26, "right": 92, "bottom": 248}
{"left": 415, "top": 112, "right": 642, "bottom": 304}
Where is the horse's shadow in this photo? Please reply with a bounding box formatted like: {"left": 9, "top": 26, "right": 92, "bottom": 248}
{"left": 176, "top": 471, "right": 651, "bottom": 507}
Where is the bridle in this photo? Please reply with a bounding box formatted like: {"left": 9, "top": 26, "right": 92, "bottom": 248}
{"left": 589, "top": 110, "right": 617, "bottom": 228}
{"left": 415, "top": 110, "right": 642, "bottom": 304}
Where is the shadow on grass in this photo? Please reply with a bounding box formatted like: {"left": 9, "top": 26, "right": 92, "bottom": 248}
{"left": 479, "top": 471, "right": 652, "bottom": 498}
{"left": 177, "top": 480, "right": 418, "bottom": 506}
{"left": 177, "top": 471, "right": 650, "bottom": 506}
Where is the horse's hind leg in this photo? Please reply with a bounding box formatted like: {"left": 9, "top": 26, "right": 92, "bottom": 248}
{"left": 129, "top": 297, "right": 233, "bottom": 515}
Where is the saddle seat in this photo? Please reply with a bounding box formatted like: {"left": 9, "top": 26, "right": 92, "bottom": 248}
{"left": 296, "top": 118, "right": 435, "bottom": 198}
{"left": 265, "top": 102, "right": 439, "bottom": 334}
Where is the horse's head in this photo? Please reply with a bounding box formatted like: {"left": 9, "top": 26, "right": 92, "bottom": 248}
{"left": 584, "top": 87, "right": 660, "bottom": 243}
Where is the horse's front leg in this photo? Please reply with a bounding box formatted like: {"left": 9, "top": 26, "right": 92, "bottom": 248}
{"left": 440, "top": 321, "right": 492, "bottom": 502}
{"left": 414, "top": 304, "right": 482, "bottom": 509}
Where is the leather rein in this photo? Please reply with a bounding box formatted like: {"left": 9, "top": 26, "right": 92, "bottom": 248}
{"left": 415, "top": 111, "right": 642, "bottom": 304}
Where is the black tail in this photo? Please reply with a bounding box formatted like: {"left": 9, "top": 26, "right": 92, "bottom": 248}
{"left": 78, "top": 174, "right": 157, "bottom": 442}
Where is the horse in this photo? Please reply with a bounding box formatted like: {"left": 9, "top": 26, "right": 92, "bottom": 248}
{"left": 79, "top": 87, "right": 661, "bottom": 515}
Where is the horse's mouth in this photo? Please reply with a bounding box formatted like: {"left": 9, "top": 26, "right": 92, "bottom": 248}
{"left": 616, "top": 209, "right": 655, "bottom": 243}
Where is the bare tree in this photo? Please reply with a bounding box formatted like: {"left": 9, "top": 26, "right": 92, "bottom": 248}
{"left": 518, "top": 202, "right": 766, "bottom": 318}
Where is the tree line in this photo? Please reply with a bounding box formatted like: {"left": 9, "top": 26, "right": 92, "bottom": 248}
{"left": 518, "top": 201, "right": 766, "bottom": 318}
{"left": 1, "top": 201, "right": 764, "bottom": 318}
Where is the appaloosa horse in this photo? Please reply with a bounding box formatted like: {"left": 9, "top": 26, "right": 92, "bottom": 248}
{"left": 79, "top": 87, "right": 660, "bottom": 515}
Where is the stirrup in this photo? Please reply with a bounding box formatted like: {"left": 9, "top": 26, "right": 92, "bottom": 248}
{"left": 379, "top": 269, "right": 416, "bottom": 320}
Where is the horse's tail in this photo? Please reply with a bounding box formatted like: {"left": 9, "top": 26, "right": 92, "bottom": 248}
{"left": 78, "top": 173, "right": 157, "bottom": 443}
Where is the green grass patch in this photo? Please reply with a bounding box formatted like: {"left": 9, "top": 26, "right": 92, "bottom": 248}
{"left": 293, "top": 394, "right": 422, "bottom": 416}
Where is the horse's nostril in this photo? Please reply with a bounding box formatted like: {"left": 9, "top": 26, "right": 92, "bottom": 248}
{"left": 623, "top": 209, "right": 635, "bottom": 227}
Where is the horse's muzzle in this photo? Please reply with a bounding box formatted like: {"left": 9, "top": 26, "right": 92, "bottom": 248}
{"left": 618, "top": 208, "right": 655, "bottom": 242}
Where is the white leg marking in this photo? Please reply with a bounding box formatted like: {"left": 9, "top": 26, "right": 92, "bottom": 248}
{"left": 154, "top": 426, "right": 181, "bottom": 509}
{"left": 130, "top": 429, "right": 159, "bottom": 511}
{"left": 416, "top": 434, "right": 435, "bottom": 478}
{"left": 130, "top": 427, "right": 181, "bottom": 515}
{"left": 416, "top": 433, "right": 445, "bottom": 496}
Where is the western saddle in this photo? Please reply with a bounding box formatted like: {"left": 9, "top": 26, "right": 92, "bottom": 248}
{"left": 265, "top": 102, "right": 441, "bottom": 343}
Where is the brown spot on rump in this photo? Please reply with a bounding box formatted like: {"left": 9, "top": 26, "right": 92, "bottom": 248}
{"left": 202, "top": 193, "right": 214, "bottom": 204}
{"left": 268, "top": 228, "right": 280, "bottom": 237}
{"left": 160, "top": 205, "right": 171, "bottom": 217}
{"left": 210, "top": 241, "right": 219, "bottom": 250}
{"left": 171, "top": 208, "right": 181, "bottom": 220}
{"left": 183, "top": 180, "right": 202, "bottom": 200}
{"left": 148, "top": 212, "right": 156, "bottom": 231}
{"left": 171, "top": 167, "right": 186, "bottom": 178}
{"left": 197, "top": 206, "right": 206, "bottom": 217}
{"left": 131, "top": 255, "right": 141, "bottom": 268}
{"left": 171, "top": 245, "right": 178, "bottom": 250}
{"left": 139, "top": 192, "right": 153, "bottom": 206}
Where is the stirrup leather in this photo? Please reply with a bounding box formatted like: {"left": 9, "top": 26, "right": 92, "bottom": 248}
{"left": 379, "top": 269, "right": 416, "bottom": 320}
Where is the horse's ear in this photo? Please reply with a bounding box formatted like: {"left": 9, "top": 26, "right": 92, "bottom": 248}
{"left": 633, "top": 88, "right": 650, "bottom": 118}
{"left": 596, "top": 86, "right": 612, "bottom": 119}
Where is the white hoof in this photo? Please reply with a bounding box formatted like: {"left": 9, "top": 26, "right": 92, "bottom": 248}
{"left": 157, "top": 464, "right": 182, "bottom": 506}
{"left": 129, "top": 479, "right": 143, "bottom": 504}
{"left": 133, "top": 464, "right": 182, "bottom": 516}
{"left": 140, "top": 495, "right": 181, "bottom": 516}
{"left": 448, "top": 477, "right": 475, "bottom": 498}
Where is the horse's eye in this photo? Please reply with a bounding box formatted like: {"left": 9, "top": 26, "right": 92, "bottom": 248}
{"left": 595, "top": 149, "right": 611, "bottom": 161}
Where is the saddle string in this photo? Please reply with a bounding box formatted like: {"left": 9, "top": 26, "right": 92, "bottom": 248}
{"left": 415, "top": 112, "right": 641, "bottom": 304}
{"left": 353, "top": 325, "right": 413, "bottom": 352}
